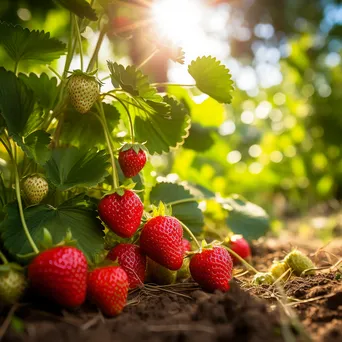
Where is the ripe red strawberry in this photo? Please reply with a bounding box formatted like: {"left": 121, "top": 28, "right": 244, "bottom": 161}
{"left": 140, "top": 216, "right": 183, "bottom": 271}
{"left": 107, "top": 244, "right": 146, "bottom": 289}
{"left": 182, "top": 239, "right": 192, "bottom": 254}
{"left": 98, "top": 190, "right": 143, "bottom": 238}
{"left": 119, "top": 144, "right": 147, "bottom": 178}
{"left": 228, "top": 235, "right": 251, "bottom": 265}
{"left": 190, "top": 246, "right": 233, "bottom": 292}
{"left": 28, "top": 246, "right": 87, "bottom": 307}
{"left": 67, "top": 70, "right": 100, "bottom": 114}
{"left": 87, "top": 266, "right": 128, "bottom": 316}
{"left": 22, "top": 174, "right": 49, "bottom": 205}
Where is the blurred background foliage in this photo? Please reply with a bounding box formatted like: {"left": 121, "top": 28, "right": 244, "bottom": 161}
{"left": 0, "top": 0, "right": 341, "bottom": 220}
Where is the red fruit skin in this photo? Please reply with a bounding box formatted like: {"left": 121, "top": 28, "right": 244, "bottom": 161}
{"left": 107, "top": 244, "right": 146, "bottom": 289}
{"left": 229, "top": 235, "right": 251, "bottom": 265}
{"left": 28, "top": 246, "right": 87, "bottom": 307}
{"left": 98, "top": 190, "right": 143, "bottom": 238}
{"left": 119, "top": 148, "right": 147, "bottom": 178}
{"left": 140, "top": 216, "right": 183, "bottom": 271}
{"left": 182, "top": 239, "right": 192, "bottom": 254}
{"left": 190, "top": 246, "right": 233, "bottom": 292}
{"left": 87, "top": 266, "right": 128, "bottom": 316}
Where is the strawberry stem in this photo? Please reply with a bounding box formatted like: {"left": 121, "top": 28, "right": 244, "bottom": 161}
{"left": 95, "top": 101, "right": 119, "bottom": 189}
{"left": 87, "top": 25, "right": 107, "bottom": 73}
{"left": 137, "top": 48, "right": 159, "bottom": 69}
{"left": 151, "top": 83, "right": 196, "bottom": 88}
{"left": 178, "top": 221, "right": 201, "bottom": 250}
{"left": 0, "top": 250, "right": 8, "bottom": 264}
{"left": 74, "top": 15, "right": 84, "bottom": 72}
{"left": 112, "top": 95, "right": 135, "bottom": 144}
{"left": 11, "top": 145, "right": 39, "bottom": 254}
{"left": 166, "top": 197, "right": 214, "bottom": 207}
{"left": 221, "top": 245, "right": 259, "bottom": 274}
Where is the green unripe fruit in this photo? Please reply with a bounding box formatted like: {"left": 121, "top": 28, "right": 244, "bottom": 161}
{"left": 252, "top": 272, "right": 274, "bottom": 285}
{"left": 177, "top": 258, "right": 190, "bottom": 281}
{"left": 270, "top": 261, "right": 289, "bottom": 279}
{"left": 146, "top": 258, "right": 177, "bottom": 285}
{"left": 0, "top": 269, "right": 26, "bottom": 305}
{"left": 284, "top": 250, "right": 315, "bottom": 276}
{"left": 22, "top": 175, "right": 49, "bottom": 205}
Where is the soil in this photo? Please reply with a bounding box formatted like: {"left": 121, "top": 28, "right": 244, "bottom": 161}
{"left": 1, "top": 240, "right": 341, "bottom": 342}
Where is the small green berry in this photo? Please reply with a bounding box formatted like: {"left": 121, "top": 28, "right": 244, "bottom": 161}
{"left": 22, "top": 175, "right": 49, "bottom": 205}
{"left": 0, "top": 269, "right": 26, "bottom": 305}
{"left": 270, "top": 261, "right": 289, "bottom": 279}
{"left": 284, "top": 250, "right": 315, "bottom": 276}
{"left": 252, "top": 272, "right": 274, "bottom": 285}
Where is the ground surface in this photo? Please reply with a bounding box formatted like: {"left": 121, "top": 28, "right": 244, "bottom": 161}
{"left": 1, "top": 239, "right": 341, "bottom": 342}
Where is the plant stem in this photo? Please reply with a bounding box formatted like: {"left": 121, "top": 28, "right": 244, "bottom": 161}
{"left": 12, "top": 150, "right": 39, "bottom": 254}
{"left": 112, "top": 95, "right": 135, "bottom": 144}
{"left": 178, "top": 221, "right": 201, "bottom": 250}
{"left": 87, "top": 25, "right": 107, "bottom": 72}
{"left": 74, "top": 15, "right": 84, "bottom": 72}
{"left": 166, "top": 197, "right": 214, "bottom": 207}
{"left": 95, "top": 102, "right": 119, "bottom": 189}
{"left": 63, "top": 12, "right": 76, "bottom": 78}
{"left": 13, "top": 61, "right": 19, "bottom": 75}
{"left": 151, "top": 83, "right": 196, "bottom": 88}
{"left": 137, "top": 48, "right": 159, "bottom": 69}
{"left": 47, "top": 65, "right": 63, "bottom": 80}
{"left": 221, "top": 245, "right": 258, "bottom": 274}
{"left": 0, "top": 250, "right": 8, "bottom": 264}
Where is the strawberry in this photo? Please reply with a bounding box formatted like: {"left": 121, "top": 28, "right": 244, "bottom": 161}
{"left": 107, "top": 244, "right": 146, "bottom": 289}
{"left": 0, "top": 267, "right": 26, "bottom": 305}
{"left": 227, "top": 235, "right": 251, "bottom": 265}
{"left": 67, "top": 70, "right": 100, "bottom": 114}
{"left": 28, "top": 246, "right": 87, "bottom": 307}
{"left": 118, "top": 144, "right": 147, "bottom": 178}
{"left": 190, "top": 246, "right": 233, "bottom": 292}
{"left": 98, "top": 190, "right": 143, "bottom": 238}
{"left": 182, "top": 238, "right": 192, "bottom": 253}
{"left": 146, "top": 258, "right": 177, "bottom": 285}
{"left": 22, "top": 174, "right": 49, "bottom": 205}
{"left": 87, "top": 266, "right": 128, "bottom": 316}
{"left": 140, "top": 216, "right": 184, "bottom": 271}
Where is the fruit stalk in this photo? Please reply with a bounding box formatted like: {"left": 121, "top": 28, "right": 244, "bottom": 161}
{"left": 178, "top": 221, "right": 201, "bottom": 250}
{"left": 73, "top": 15, "right": 84, "bottom": 71}
{"left": 95, "top": 101, "right": 119, "bottom": 189}
{"left": 0, "top": 250, "right": 8, "bottom": 264}
{"left": 113, "top": 95, "right": 135, "bottom": 144}
{"left": 222, "top": 245, "right": 258, "bottom": 274}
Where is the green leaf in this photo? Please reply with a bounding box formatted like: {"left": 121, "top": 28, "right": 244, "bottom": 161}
{"left": 107, "top": 61, "right": 163, "bottom": 102}
{"left": 222, "top": 196, "right": 270, "bottom": 241}
{"left": 44, "top": 147, "right": 109, "bottom": 191}
{"left": 134, "top": 96, "right": 191, "bottom": 154}
{"left": 1, "top": 195, "right": 104, "bottom": 262}
{"left": 188, "top": 56, "right": 234, "bottom": 104}
{"left": 183, "top": 123, "right": 215, "bottom": 152}
{"left": 0, "top": 22, "right": 66, "bottom": 64}
{"left": 19, "top": 73, "right": 58, "bottom": 111}
{"left": 54, "top": 0, "right": 98, "bottom": 21}
{"left": 16, "top": 130, "right": 51, "bottom": 165}
{"left": 60, "top": 103, "right": 120, "bottom": 149}
{"left": 0, "top": 68, "right": 35, "bottom": 137}
{"left": 149, "top": 182, "right": 204, "bottom": 234}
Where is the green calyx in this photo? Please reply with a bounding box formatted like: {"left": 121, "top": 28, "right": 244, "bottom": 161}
{"left": 149, "top": 201, "right": 172, "bottom": 218}
{"left": 120, "top": 142, "right": 148, "bottom": 154}
{"left": 39, "top": 228, "right": 77, "bottom": 251}
{"left": 68, "top": 69, "right": 103, "bottom": 86}
{"left": 102, "top": 183, "right": 138, "bottom": 197}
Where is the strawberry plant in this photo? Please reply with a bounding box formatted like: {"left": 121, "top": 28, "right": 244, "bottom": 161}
{"left": 0, "top": 0, "right": 272, "bottom": 316}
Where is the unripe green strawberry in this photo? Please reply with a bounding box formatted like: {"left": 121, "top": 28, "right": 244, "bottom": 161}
{"left": 0, "top": 268, "right": 26, "bottom": 305}
{"left": 270, "top": 261, "right": 289, "bottom": 279}
{"left": 252, "top": 272, "right": 274, "bottom": 285}
{"left": 22, "top": 174, "right": 49, "bottom": 205}
{"left": 284, "top": 250, "right": 315, "bottom": 276}
{"left": 146, "top": 258, "right": 177, "bottom": 285}
{"left": 177, "top": 258, "right": 190, "bottom": 281}
{"left": 67, "top": 70, "right": 100, "bottom": 114}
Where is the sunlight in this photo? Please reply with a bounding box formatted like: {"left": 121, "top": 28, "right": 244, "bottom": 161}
{"left": 151, "top": 0, "right": 205, "bottom": 45}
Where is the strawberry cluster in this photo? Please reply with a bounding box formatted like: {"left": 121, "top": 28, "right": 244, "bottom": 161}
{"left": 7, "top": 146, "right": 253, "bottom": 318}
